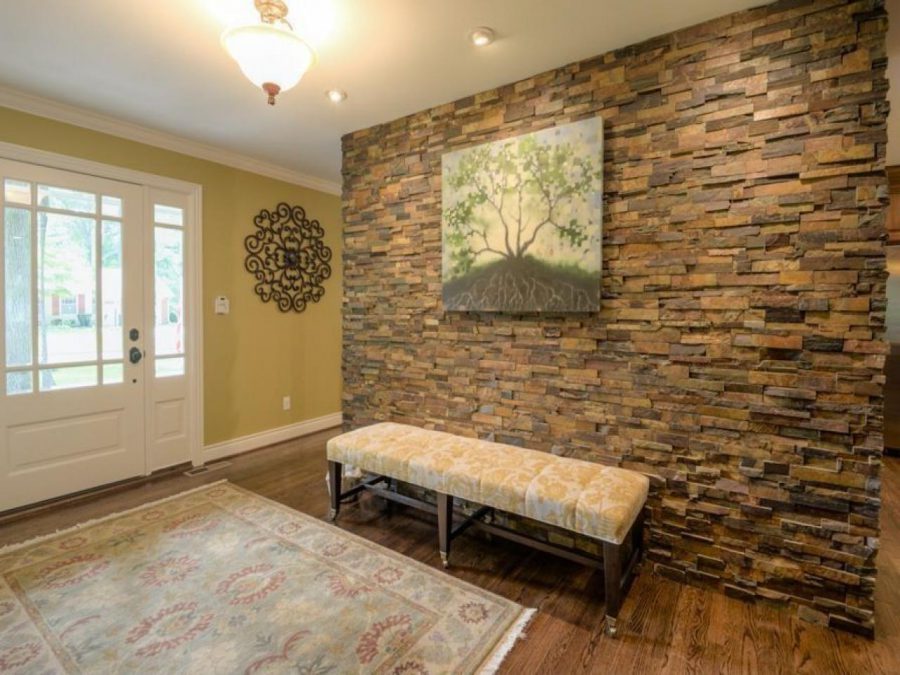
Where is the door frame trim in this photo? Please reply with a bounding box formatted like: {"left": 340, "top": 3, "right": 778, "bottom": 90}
{"left": 0, "top": 140, "right": 205, "bottom": 470}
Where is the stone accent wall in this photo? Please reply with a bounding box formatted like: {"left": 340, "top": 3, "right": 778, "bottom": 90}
{"left": 341, "top": 0, "right": 889, "bottom": 635}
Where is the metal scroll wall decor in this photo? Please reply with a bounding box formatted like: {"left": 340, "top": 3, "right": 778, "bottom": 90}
{"left": 244, "top": 202, "right": 332, "bottom": 312}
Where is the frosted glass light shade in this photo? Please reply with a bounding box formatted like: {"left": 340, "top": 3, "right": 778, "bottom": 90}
{"left": 222, "top": 22, "right": 315, "bottom": 95}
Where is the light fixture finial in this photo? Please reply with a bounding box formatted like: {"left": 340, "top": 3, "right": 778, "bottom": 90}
{"left": 263, "top": 82, "right": 281, "bottom": 106}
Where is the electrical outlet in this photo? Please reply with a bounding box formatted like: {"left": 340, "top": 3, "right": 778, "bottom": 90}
{"left": 282, "top": 396, "right": 291, "bottom": 411}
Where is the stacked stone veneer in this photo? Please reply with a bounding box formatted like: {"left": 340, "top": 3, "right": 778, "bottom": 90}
{"left": 341, "top": 0, "right": 889, "bottom": 635}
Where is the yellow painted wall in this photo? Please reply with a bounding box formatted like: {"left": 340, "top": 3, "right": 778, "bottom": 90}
{"left": 0, "top": 106, "right": 342, "bottom": 446}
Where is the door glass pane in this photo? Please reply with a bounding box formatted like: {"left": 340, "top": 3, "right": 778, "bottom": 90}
{"left": 3, "top": 174, "right": 142, "bottom": 398}
{"left": 155, "top": 227, "right": 183, "bottom": 357}
{"left": 155, "top": 356, "right": 184, "bottom": 378}
{"left": 102, "top": 362, "right": 123, "bottom": 384}
{"left": 7, "top": 371, "right": 32, "bottom": 395}
{"left": 102, "top": 221, "right": 123, "bottom": 359}
{"left": 154, "top": 204, "right": 183, "bottom": 226}
{"left": 4, "top": 207, "right": 32, "bottom": 367}
{"left": 37, "top": 212, "right": 97, "bottom": 364}
{"left": 101, "top": 195, "right": 122, "bottom": 218}
{"left": 39, "top": 365, "right": 97, "bottom": 391}
{"left": 4, "top": 179, "right": 31, "bottom": 205}
{"left": 37, "top": 184, "right": 96, "bottom": 213}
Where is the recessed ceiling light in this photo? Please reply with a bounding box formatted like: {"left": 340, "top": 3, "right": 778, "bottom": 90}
{"left": 326, "top": 89, "right": 347, "bottom": 103}
{"left": 469, "top": 27, "right": 495, "bottom": 47}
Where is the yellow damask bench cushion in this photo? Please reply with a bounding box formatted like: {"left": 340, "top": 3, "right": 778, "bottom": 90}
{"left": 327, "top": 422, "right": 649, "bottom": 545}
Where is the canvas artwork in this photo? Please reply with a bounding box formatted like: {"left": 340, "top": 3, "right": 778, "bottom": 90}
{"left": 441, "top": 116, "right": 604, "bottom": 312}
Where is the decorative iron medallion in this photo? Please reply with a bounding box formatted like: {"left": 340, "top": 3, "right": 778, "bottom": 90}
{"left": 244, "top": 203, "right": 332, "bottom": 313}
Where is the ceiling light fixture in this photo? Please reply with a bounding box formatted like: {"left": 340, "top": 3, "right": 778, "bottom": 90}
{"left": 469, "top": 27, "right": 495, "bottom": 47}
{"left": 221, "top": 0, "right": 316, "bottom": 105}
{"left": 326, "top": 89, "right": 347, "bottom": 103}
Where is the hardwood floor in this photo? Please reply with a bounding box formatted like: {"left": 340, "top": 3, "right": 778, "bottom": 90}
{"left": 1, "top": 428, "right": 898, "bottom": 674}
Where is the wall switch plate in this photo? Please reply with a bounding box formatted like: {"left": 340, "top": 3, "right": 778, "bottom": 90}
{"left": 282, "top": 396, "right": 291, "bottom": 411}
{"left": 215, "top": 296, "right": 230, "bottom": 315}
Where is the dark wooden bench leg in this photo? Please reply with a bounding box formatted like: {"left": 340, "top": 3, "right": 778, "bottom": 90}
{"left": 437, "top": 492, "right": 453, "bottom": 568}
{"left": 603, "top": 540, "right": 622, "bottom": 637}
{"left": 327, "top": 461, "right": 342, "bottom": 521}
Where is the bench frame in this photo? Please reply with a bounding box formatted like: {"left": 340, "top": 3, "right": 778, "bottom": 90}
{"left": 327, "top": 460, "right": 644, "bottom": 637}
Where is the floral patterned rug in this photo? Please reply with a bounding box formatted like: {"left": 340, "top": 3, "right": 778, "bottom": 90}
{"left": 0, "top": 481, "right": 533, "bottom": 674}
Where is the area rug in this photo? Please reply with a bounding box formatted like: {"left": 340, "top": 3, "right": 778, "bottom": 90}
{"left": 0, "top": 481, "right": 534, "bottom": 674}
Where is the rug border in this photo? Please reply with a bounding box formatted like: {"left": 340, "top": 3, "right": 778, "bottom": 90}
{"left": 0, "top": 479, "right": 229, "bottom": 556}
{"left": 477, "top": 606, "right": 536, "bottom": 674}
{"left": 1, "top": 478, "right": 537, "bottom": 672}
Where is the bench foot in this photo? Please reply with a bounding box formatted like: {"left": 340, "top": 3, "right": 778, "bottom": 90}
{"left": 440, "top": 551, "right": 449, "bottom": 568}
{"left": 605, "top": 615, "right": 618, "bottom": 637}
{"left": 328, "top": 507, "right": 338, "bottom": 522}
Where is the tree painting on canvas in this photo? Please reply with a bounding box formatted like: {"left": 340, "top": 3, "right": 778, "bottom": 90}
{"left": 441, "top": 117, "right": 603, "bottom": 312}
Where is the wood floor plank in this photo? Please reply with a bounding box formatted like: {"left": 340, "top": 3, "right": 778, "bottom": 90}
{"left": 736, "top": 597, "right": 793, "bottom": 675}
{"left": 660, "top": 584, "right": 713, "bottom": 675}
{"left": 605, "top": 573, "right": 683, "bottom": 674}
{"left": 0, "top": 427, "right": 897, "bottom": 674}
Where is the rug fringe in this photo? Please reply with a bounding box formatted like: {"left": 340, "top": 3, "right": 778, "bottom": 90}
{"left": 0, "top": 479, "right": 229, "bottom": 556}
{"left": 478, "top": 607, "right": 537, "bottom": 674}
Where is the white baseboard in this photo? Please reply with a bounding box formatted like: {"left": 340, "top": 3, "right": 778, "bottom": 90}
{"left": 201, "top": 412, "right": 342, "bottom": 464}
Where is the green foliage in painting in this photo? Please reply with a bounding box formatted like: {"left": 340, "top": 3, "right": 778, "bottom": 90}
{"left": 444, "top": 135, "right": 601, "bottom": 278}
{"left": 441, "top": 117, "right": 603, "bottom": 312}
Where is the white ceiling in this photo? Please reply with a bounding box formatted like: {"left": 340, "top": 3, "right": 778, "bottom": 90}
{"left": 0, "top": 0, "right": 795, "bottom": 190}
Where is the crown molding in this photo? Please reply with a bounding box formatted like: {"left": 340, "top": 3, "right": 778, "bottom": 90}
{"left": 0, "top": 85, "right": 341, "bottom": 195}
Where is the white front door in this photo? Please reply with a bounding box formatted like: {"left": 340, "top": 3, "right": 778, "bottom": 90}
{"left": 0, "top": 159, "right": 146, "bottom": 510}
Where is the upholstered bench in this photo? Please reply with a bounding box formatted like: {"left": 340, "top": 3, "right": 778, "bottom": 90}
{"left": 326, "top": 422, "right": 649, "bottom": 636}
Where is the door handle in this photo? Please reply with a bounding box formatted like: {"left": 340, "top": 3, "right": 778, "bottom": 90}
{"left": 129, "top": 347, "right": 143, "bottom": 364}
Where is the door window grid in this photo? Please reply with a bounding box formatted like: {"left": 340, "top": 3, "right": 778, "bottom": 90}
{"left": 154, "top": 203, "right": 185, "bottom": 378}
{"left": 3, "top": 178, "right": 126, "bottom": 394}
